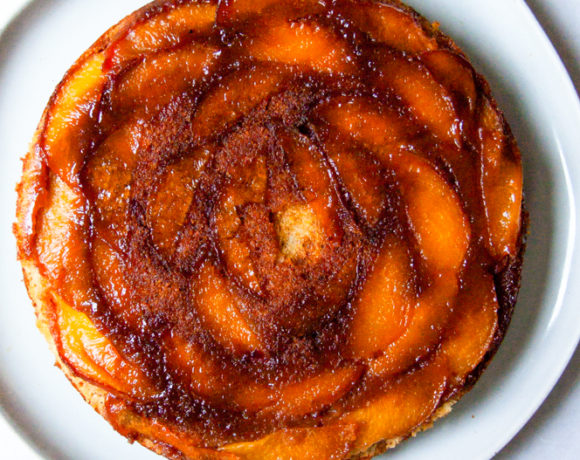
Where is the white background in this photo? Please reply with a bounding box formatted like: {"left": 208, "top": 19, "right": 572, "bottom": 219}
{"left": 0, "top": 0, "right": 578, "bottom": 459}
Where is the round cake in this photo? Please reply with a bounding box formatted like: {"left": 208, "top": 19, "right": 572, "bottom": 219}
{"left": 14, "top": 0, "right": 526, "bottom": 458}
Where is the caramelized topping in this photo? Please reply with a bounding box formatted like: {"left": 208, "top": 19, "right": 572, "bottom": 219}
{"left": 16, "top": 0, "right": 525, "bottom": 457}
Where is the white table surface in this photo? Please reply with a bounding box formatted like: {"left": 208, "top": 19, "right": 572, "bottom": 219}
{"left": 0, "top": 1, "right": 578, "bottom": 459}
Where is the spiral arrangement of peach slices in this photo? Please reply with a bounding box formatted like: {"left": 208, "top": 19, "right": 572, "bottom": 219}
{"left": 16, "top": 0, "right": 524, "bottom": 457}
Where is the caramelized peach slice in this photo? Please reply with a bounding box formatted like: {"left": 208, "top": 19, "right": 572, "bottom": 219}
{"left": 222, "top": 423, "right": 357, "bottom": 460}
{"left": 478, "top": 97, "right": 523, "bottom": 259}
{"left": 383, "top": 153, "right": 470, "bottom": 275}
{"left": 192, "top": 66, "right": 286, "bottom": 140}
{"left": 217, "top": 0, "right": 325, "bottom": 26}
{"left": 85, "top": 122, "right": 142, "bottom": 239}
{"left": 44, "top": 52, "right": 106, "bottom": 187}
{"left": 283, "top": 132, "right": 341, "bottom": 242}
{"left": 147, "top": 149, "right": 210, "bottom": 253}
{"left": 349, "top": 236, "right": 415, "bottom": 358}
{"left": 262, "top": 366, "right": 363, "bottom": 418}
{"left": 36, "top": 174, "right": 94, "bottom": 310}
{"left": 107, "top": 401, "right": 237, "bottom": 460}
{"left": 369, "top": 275, "right": 458, "bottom": 377}
{"left": 422, "top": 50, "right": 477, "bottom": 117}
{"left": 165, "top": 333, "right": 275, "bottom": 410}
{"left": 325, "top": 142, "right": 388, "bottom": 227}
{"left": 342, "top": 358, "right": 448, "bottom": 453}
{"left": 108, "top": 2, "right": 217, "bottom": 67}
{"left": 245, "top": 19, "right": 356, "bottom": 74}
{"left": 314, "top": 96, "right": 417, "bottom": 154}
{"left": 337, "top": 0, "right": 437, "bottom": 53}
{"left": 441, "top": 266, "right": 499, "bottom": 380}
{"left": 54, "top": 295, "right": 150, "bottom": 397}
{"left": 376, "top": 54, "right": 460, "bottom": 145}
{"left": 195, "top": 262, "right": 263, "bottom": 354}
{"left": 111, "top": 42, "right": 220, "bottom": 115}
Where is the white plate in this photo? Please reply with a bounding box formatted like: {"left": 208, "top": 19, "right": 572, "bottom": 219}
{"left": 0, "top": 1, "right": 579, "bottom": 459}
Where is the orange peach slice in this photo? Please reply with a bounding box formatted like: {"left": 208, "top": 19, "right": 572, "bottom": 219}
{"left": 377, "top": 54, "right": 460, "bottom": 145}
{"left": 262, "top": 366, "right": 363, "bottom": 418}
{"left": 342, "top": 358, "right": 448, "bottom": 453}
{"left": 245, "top": 19, "right": 356, "bottom": 74}
{"left": 348, "top": 236, "right": 415, "bottom": 358}
{"left": 478, "top": 97, "right": 523, "bottom": 259}
{"left": 108, "top": 2, "right": 217, "bottom": 67}
{"left": 107, "top": 401, "right": 237, "bottom": 460}
{"left": 337, "top": 1, "right": 437, "bottom": 53}
{"left": 147, "top": 149, "right": 210, "bottom": 253}
{"left": 36, "top": 174, "right": 94, "bottom": 310}
{"left": 54, "top": 295, "right": 150, "bottom": 397}
{"left": 441, "top": 266, "right": 499, "bottom": 380}
{"left": 383, "top": 153, "right": 470, "bottom": 275}
{"left": 165, "top": 333, "right": 275, "bottom": 410}
{"left": 222, "top": 423, "right": 357, "bottom": 460}
{"left": 369, "top": 275, "right": 458, "bottom": 377}
{"left": 195, "top": 262, "right": 263, "bottom": 354}
{"left": 283, "top": 132, "right": 341, "bottom": 242}
{"left": 422, "top": 50, "right": 478, "bottom": 117}
{"left": 325, "top": 141, "right": 388, "bottom": 227}
{"left": 44, "top": 52, "right": 106, "bottom": 187}
{"left": 111, "top": 42, "right": 220, "bottom": 115}
{"left": 217, "top": 0, "right": 325, "bottom": 26}
{"left": 192, "top": 66, "right": 285, "bottom": 140}
{"left": 84, "top": 122, "right": 142, "bottom": 239}
{"left": 314, "top": 96, "right": 416, "bottom": 154}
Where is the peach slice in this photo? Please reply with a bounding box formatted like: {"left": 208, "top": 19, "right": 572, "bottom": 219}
{"left": 146, "top": 149, "right": 210, "bottom": 253}
{"left": 376, "top": 54, "right": 460, "bottom": 145}
{"left": 44, "top": 52, "right": 106, "bottom": 187}
{"left": 245, "top": 19, "right": 356, "bottom": 74}
{"left": 422, "top": 50, "right": 478, "bottom": 117}
{"left": 382, "top": 153, "right": 470, "bottom": 275}
{"left": 195, "top": 261, "right": 263, "bottom": 354}
{"left": 84, "top": 122, "right": 142, "bottom": 239}
{"left": 348, "top": 236, "right": 415, "bottom": 358}
{"left": 336, "top": 0, "right": 437, "bottom": 53}
{"left": 108, "top": 2, "right": 217, "bottom": 67}
{"left": 441, "top": 266, "right": 499, "bottom": 381}
{"left": 107, "top": 401, "right": 237, "bottom": 460}
{"left": 216, "top": 0, "right": 325, "bottom": 26}
{"left": 262, "top": 366, "right": 363, "bottom": 418}
{"left": 192, "top": 66, "right": 286, "bottom": 140}
{"left": 54, "top": 295, "right": 150, "bottom": 398}
{"left": 314, "top": 96, "right": 417, "bottom": 154}
{"left": 283, "top": 132, "right": 341, "bottom": 243}
{"left": 325, "top": 141, "right": 388, "bottom": 227}
{"left": 342, "top": 358, "right": 448, "bottom": 453}
{"left": 165, "top": 333, "right": 275, "bottom": 411}
{"left": 36, "top": 174, "right": 95, "bottom": 310}
{"left": 369, "top": 275, "right": 458, "bottom": 377}
{"left": 222, "top": 423, "right": 358, "bottom": 460}
{"left": 478, "top": 97, "right": 523, "bottom": 259}
{"left": 111, "top": 42, "right": 220, "bottom": 116}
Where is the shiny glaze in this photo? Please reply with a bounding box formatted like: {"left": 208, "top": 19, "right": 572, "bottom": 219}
{"left": 16, "top": 0, "right": 525, "bottom": 456}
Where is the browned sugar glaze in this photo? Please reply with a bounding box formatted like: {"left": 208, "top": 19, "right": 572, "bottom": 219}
{"left": 15, "top": 0, "right": 525, "bottom": 457}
